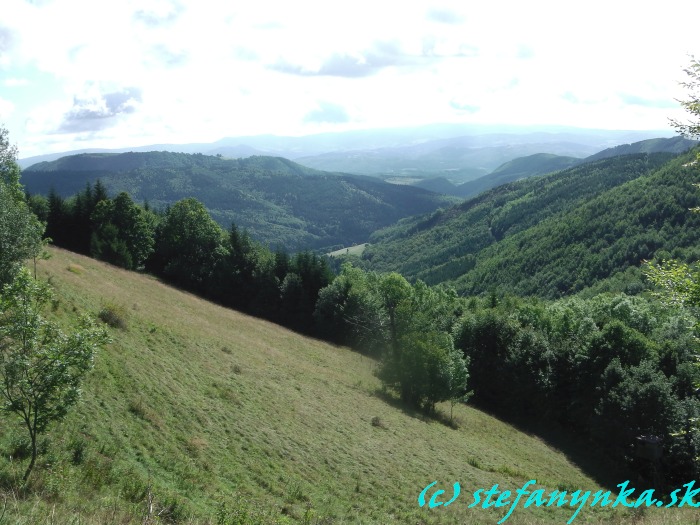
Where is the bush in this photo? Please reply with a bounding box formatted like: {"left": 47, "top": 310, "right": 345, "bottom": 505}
{"left": 98, "top": 302, "right": 128, "bottom": 329}
{"left": 370, "top": 416, "right": 386, "bottom": 428}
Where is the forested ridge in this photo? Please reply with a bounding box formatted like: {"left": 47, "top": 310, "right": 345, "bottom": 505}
{"left": 359, "top": 150, "right": 700, "bottom": 297}
{"left": 584, "top": 136, "right": 697, "bottom": 163}
{"left": 452, "top": 152, "right": 700, "bottom": 297}
{"left": 21, "top": 151, "right": 455, "bottom": 252}
{"left": 452, "top": 152, "right": 580, "bottom": 199}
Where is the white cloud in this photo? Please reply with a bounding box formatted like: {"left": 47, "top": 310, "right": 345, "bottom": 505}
{"left": 56, "top": 86, "right": 142, "bottom": 133}
{"left": 3, "top": 78, "right": 29, "bottom": 87}
{"left": 0, "top": 97, "right": 14, "bottom": 120}
{"left": 1, "top": 0, "right": 698, "bottom": 156}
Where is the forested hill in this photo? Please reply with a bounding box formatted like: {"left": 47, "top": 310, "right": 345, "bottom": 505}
{"left": 453, "top": 152, "right": 580, "bottom": 198}
{"left": 21, "top": 151, "right": 455, "bottom": 251}
{"left": 24, "top": 151, "right": 318, "bottom": 177}
{"left": 408, "top": 136, "right": 694, "bottom": 199}
{"left": 584, "top": 136, "right": 697, "bottom": 163}
{"left": 361, "top": 150, "right": 700, "bottom": 297}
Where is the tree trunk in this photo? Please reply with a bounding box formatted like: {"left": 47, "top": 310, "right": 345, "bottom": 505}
{"left": 23, "top": 427, "right": 37, "bottom": 483}
{"left": 389, "top": 309, "right": 398, "bottom": 357}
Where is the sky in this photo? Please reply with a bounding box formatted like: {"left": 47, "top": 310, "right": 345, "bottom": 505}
{"left": 0, "top": 0, "right": 698, "bottom": 158}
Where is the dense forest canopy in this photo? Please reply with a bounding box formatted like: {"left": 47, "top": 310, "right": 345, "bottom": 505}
{"left": 354, "top": 149, "right": 700, "bottom": 298}
{"left": 21, "top": 151, "right": 456, "bottom": 252}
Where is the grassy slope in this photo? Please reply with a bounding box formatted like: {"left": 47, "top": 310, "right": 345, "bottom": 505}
{"left": 327, "top": 243, "right": 369, "bottom": 258}
{"left": 0, "top": 248, "right": 691, "bottom": 524}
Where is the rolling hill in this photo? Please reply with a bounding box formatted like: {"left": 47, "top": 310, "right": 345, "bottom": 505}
{"left": 21, "top": 152, "right": 456, "bottom": 252}
{"left": 18, "top": 123, "right": 671, "bottom": 169}
{"left": 294, "top": 131, "right": 685, "bottom": 183}
{"left": 360, "top": 149, "right": 700, "bottom": 297}
{"left": 0, "top": 247, "right": 680, "bottom": 524}
{"left": 371, "top": 136, "right": 694, "bottom": 200}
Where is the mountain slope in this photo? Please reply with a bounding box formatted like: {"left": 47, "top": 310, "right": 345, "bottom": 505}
{"left": 450, "top": 150, "right": 700, "bottom": 297}
{"left": 0, "top": 247, "right": 648, "bottom": 524}
{"left": 361, "top": 151, "right": 697, "bottom": 294}
{"left": 448, "top": 137, "right": 696, "bottom": 199}
{"left": 584, "top": 136, "right": 697, "bottom": 163}
{"left": 413, "top": 176, "right": 460, "bottom": 194}
{"left": 454, "top": 153, "right": 580, "bottom": 198}
{"left": 21, "top": 152, "right": 455, "bottom": 251}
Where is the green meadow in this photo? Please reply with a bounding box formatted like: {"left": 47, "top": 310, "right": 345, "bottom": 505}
{"left": 0, "top": 247, "right": 693, "bottom": 524}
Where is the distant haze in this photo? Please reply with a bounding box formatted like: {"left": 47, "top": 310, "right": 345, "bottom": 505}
{"left": 18, "top": 125, "right": 675, "bottom": 177}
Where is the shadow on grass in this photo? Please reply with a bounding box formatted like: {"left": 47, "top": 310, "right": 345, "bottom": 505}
{"left": 373, "top": 387, "right": 629, "bottom": 491}
{"left": 372, "top": 388, "right": 461, "bottom": 430}
{"left": 468, "top": 400, "right": 631, "bottom": 492}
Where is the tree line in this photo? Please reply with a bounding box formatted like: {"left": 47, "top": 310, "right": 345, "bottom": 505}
{"left": 318, "top": 264, "right": 700, "bottom": 489}
{"left": 31, "top": 183, "right": 471, "bottom": 412}
{"left": 30, "top": 184, "right": 335, "bottom": 334}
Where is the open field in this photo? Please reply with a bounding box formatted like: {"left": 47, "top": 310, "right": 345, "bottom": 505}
{"left": 327, "top": 243, "right": 369, "bottom": 258}
{"left": 0, "top": 247, "right": 695, "bottom": 524}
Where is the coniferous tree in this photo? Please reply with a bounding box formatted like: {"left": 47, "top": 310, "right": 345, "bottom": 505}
{"left": 46, "top": 188, "right": 68, "bottom": 247}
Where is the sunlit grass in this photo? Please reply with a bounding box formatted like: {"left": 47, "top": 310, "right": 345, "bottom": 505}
{"left": 0, "top": 247, "right": 694, "bottom": 524}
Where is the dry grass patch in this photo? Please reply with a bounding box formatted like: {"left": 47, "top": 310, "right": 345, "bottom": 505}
{"left": 66, "top": 263, "right": 85, "bottom": 274}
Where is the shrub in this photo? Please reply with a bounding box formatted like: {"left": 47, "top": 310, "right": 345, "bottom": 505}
{"left": 67, "top": 435, "right": 87, "bottom": 465}
{"left": 98, "top": 302, "right": 128, "bottom": 329}
{"left": 370, "top": 416, "right": 385, "bottom": 429}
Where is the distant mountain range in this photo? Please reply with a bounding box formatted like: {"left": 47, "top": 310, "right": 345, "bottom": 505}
{"left": 295, "top": 137, "right": 595, "bottom": 181}
{"left": 21, "top": 152, "right": 455, "bottom": 252}
{"left": 19, "top": 123, "right": 675, "bottom": 174}
{"left": 291, "top": 130, "right": 687, "bottom": 183}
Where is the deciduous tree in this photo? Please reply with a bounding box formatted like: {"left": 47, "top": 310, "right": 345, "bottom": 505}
{"left": 147, "top": 198, "right": 227, "bottom": 291}
{"left": 0, "top": 127, "right": 44, "bottom": 285}
{"left": 91, "top": 192, "right": 155, "bottom": 269}
{"left": 0, "top": 269, "right": 109, "bottom": 481}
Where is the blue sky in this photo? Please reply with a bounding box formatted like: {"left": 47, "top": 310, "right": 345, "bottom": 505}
{"left": 0, "top": 0, "right": 698, "bottom": 157}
